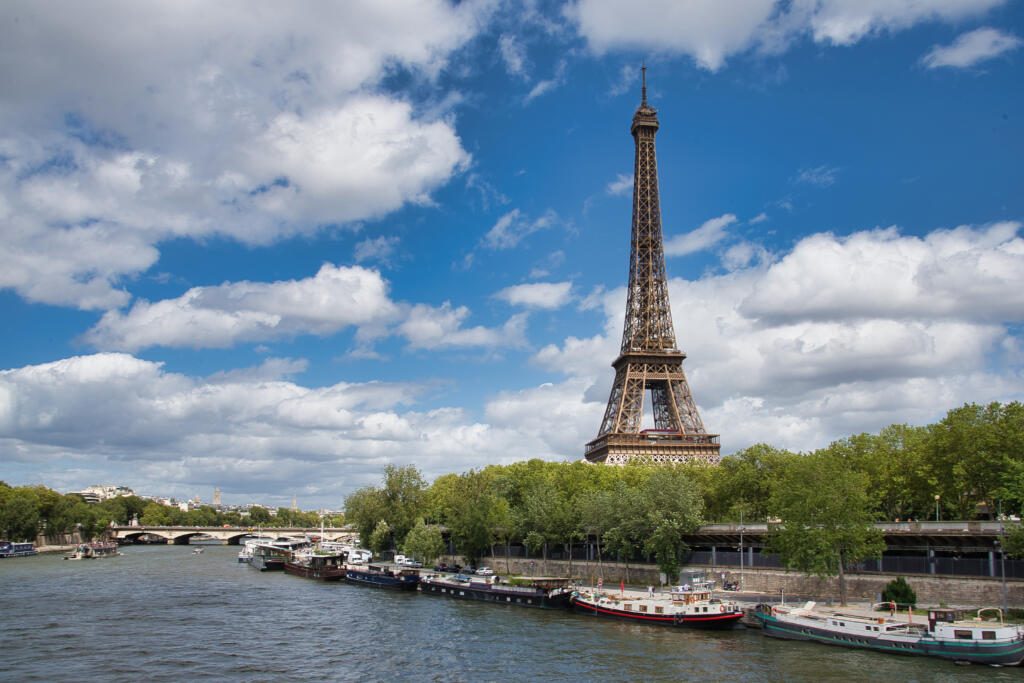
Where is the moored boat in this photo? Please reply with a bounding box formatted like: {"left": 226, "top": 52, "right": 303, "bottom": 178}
{"left": 419, "top": 573, "right": 572, "bottom": 609}
{"left": 64, "top": 541, "right": 120, "bottom": 560}
{"left": 570, "top": 581, "right": 743, "bottom": 629}
{"left": 752, "top": 602, "right": 1024, "bottom": 667}
{"left": 284, "top": 550, "right": 346, "bottom": 581}
{"left": 0, "top": 541, "right": 38, "bottom": 558}
{"left": 249, "top": 538, "right": 309, "bottom": 571}
{"left": 344, "top": 563, "right": 420, "bottom": 590}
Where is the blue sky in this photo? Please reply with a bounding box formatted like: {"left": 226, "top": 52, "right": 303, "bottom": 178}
{"left": 1, "top": 1, "right": 1022, "bottom": 508}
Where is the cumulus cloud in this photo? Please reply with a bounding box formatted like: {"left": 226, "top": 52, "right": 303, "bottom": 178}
{"left": 85, "top": 265, "right": 400, "bottom": 352}
{"left": 567, "top": 0, "right": 1007, "bottom": 71}
{"left": 664, "top": 213, "right": 737, "bottom": 257}
{"left": 495, "top": 282, "right": 574, "bottom": 309}
{"left": 921, "top": 27, "right": 1022, "bottom": 69}
{"left": 0, "top": 352, "right": 547, "bottom": 505}
{"left": 0, "top": 2, "right": 486, "bottom": 310}
{"left": 535, "top": 221, "right": 1024, "bottom": 454}
{"left": 397, "top": 303, "right": 529, "bottom": 350}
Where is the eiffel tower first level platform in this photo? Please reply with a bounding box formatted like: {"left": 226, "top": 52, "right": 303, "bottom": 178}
{"left": 586, "top": 68, "right": 720, "bottom": 466}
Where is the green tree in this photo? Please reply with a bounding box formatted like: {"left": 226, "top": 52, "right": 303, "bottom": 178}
{"left": 247, "top": 506, "right": 272, "bottom": 524}
{"left": 0, "top": 487, "right": 41, "bottom": 541}
{"left": 402, "top": 518, "right": 446, "bottom": 565}
{"left": 344, "top": 486, "right": 388, "bottom": 546}
{"left": 768, "top": 452, "right": 885, "bottom": 605}
{"left": 368, "top": 519, "right": 391, "bottom": 555}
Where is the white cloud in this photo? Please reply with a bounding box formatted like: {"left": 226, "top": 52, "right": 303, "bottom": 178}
{"left": 495, "top": 282, "right": 574, "bottom": 310}
{"left": 397, "top": 303, "right": 529, "bottom": 350}
{"left": 498, "top": 34, "right": 528, "bottom": 78}
{"left": 606, "top": 173, "right": 633, "bottom": 196}
{"left": 566, "top": 0, "right": 1007, "bottom": 71}
{"left": 749, "top": 212, "right": 769, "bottom": 224}
{"left": 0, "top": 2, "right": 487, "bottom": 310}
{"left": 534, "top": 220, "right": 1024, "bottom": 454}
{"left": 0, "top": 352, "right": 545, "bottom": 505}
{"left": 482, "top": 208, "right": 558, "bottom": 249}
{"left": 354, "top": 236, "right": 401, "bottom": 265}
{"left": 664, "top": 213, "right": 737, "bottom": 257}
{"left": 921, "top": 27, "right": 1022, "bottom": 69}
{"left": 795, "top": 165, "right": 839, "bottom": 187}
{"left": 525, "top": 60, "right": 569, "bottom": 103}
{"left": 85, "top": 264, "right": 400, "bottom": 352}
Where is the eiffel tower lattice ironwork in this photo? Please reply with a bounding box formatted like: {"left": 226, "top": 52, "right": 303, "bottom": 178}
{"left": 585, "top": 69, "right": 720, "bottom": 466}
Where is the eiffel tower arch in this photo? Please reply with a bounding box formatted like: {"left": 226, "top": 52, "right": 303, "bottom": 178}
{"left": 585, "top": 69, "right": 720, "bottom": 466}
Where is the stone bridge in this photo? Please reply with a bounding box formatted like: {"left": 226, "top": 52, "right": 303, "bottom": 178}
{"left": 108, "top": 525, "right": 357, "bottom": 545}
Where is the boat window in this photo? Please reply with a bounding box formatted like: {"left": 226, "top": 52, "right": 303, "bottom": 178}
{"left": 655, "top": 606, "right": 664, "bottom": 614}
{"left": 624, "top": 604, "right": 632, "bottom": 611}
{"left": 954, "top": 630, "right": 973, "bottom": 640}
{"left": 640, "top": 604, "right": 648, "bottom": 612}
{"left": 982, "top": 631, "right": 996, "bottom": 640}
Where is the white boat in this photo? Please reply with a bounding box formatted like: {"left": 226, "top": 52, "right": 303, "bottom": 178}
{"left": 570, "top": 578, "right": 743, "bottom": 629}
{"left": 237, "top": 536, "right": 275, "bottom": 563}
{"left": 752, "top": 602, "right": 1024, "bottom": 666}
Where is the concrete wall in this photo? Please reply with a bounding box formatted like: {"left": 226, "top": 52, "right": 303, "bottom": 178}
{"left": 458, "top": 555, "right": 1023, "bottom": 607}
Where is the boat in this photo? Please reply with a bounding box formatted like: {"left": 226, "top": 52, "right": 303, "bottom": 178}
{"left": 570, "top": 579, "right": 743, "bottom": 629}
{"left": 284, "top": 549, "right": 347, "bottom": 581}
{"left": 419, "top": 573, "right": 573, "bottom": 609}
{"left": 237, "top": 536, "right": 276, "bottom": 563}
{"left": 751, "top": 602, "right": 1024, "bottom": 666}
{"left": 64, "top": 541, "right": 120, "bottom": 560}
{"left": 344, "top": 562, "right": 421, "bottom": 590}
{"left": 249, "top": 538, "right": 309, "bottom": 571}
{"left": 192, "top": 547, "right": 204, "bottom": 554}
{"left": 0, "top": 541, "right": 38, "bottom": 558}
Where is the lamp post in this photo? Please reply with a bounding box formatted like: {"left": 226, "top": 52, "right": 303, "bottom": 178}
{"left": 738, "top": 510, "right": 744, "bottom": 592}
{"left": 994, "top": 539, "right": 1008, "bottom": 612}
{"left": 934, "top": 494, "right": 940, "bottom": 522}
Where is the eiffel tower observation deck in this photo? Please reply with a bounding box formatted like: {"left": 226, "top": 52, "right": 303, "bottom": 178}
{"left": 585, "top": 69, "right": 720, "bottom": 466}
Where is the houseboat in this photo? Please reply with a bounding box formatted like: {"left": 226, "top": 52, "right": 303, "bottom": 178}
{"left": 284, "top": 550, "right": 347, "bottom": 581}
{"left": 344, "top": 563, "right": 420, "bottom": 590}
{"left": 752, "top": 602, "right": 1024, "bottom": 666}
{"left": 570, "top": 581, "right": 743, "bottom": 629}
{"left": 249, "top": 539, "right": 308, "bottom": 571}
{"left": 419, "top": 573, "right": 573, "bottom": 609}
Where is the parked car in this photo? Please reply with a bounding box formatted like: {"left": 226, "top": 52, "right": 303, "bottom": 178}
{"left": 475, "top": 566, "right": 494, "bottom": 576}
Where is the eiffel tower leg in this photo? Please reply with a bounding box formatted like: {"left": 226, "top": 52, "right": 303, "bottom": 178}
{"left": 669, "top": 377, "right": 706, "bottom": 434}
{"left": 598, "top": 367, "right": 627, "bottom": 437}
{"left": 618, "top": 367, "right": 646, "bottom": 433}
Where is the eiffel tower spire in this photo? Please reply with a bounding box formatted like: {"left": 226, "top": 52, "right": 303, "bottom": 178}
{"left": 585, "top": 69, "right": 720, "bottom": 466}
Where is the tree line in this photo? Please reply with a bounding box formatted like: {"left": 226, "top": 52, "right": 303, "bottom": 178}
{"left": 0, "top": 483, "right": 342, "bottom": 542}
{"left": 345, "top": 402, "right": 1024, "bottom": 599}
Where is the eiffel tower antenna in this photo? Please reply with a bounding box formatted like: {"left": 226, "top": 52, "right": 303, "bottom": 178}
{"left": 585, "top": 67, "right": 720, "bottom": 466}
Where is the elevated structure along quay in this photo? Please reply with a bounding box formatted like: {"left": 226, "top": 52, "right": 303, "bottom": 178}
{"left": 108, "top": 525, "right": 356, "bottom": 545}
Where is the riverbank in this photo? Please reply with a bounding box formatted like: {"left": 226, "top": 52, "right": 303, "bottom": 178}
{"left": 470, "top": 556, "right": 1023, "bottom": 607}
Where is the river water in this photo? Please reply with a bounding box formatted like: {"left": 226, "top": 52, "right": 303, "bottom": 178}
{"left": 1, "top": 544, "right": 1017, "bottom": 681}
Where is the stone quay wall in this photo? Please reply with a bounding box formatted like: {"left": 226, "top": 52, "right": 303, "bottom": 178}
{"left": 455, "top": 556, "right": 1022, "bottom": 607}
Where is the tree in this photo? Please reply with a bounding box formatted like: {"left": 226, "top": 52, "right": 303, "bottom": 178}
{"left": 402, "top": 518, "right": 445, "bottom": 565}
{"left": 638, "top": 467, "right": 704, "bottom": 583}
{"left": 248, "top": 506, "right": 272, "bottom": 524}
{"left": 368, "top": 519, "right": 391, "bottom": 555}
{"left": 0, "top": 487, "right": 41, "bottom": 541}
{"left": 768, "top": 452, "right": 885, "bottom": 605}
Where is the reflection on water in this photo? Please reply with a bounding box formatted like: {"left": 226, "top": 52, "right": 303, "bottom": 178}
{"left": 0, "top": 545, "right": 1016, "bottom": 682}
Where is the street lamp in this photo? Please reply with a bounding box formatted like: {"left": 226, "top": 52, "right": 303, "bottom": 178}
{"left": 995, "top": 539, "right": 1008, "bottom": 612}
{"left": 738, "top": 510, "right": 744, "bottom": 592}
{"left": 934, "top": 494, "right": 941, "bottom": 522}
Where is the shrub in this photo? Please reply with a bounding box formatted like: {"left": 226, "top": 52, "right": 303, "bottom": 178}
{"left": 881, "top": 576, "right": 917, "bottom": 607}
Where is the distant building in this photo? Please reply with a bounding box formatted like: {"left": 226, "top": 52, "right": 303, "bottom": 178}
{"left": 213, "top": 487, "right": 222, "bottom": 507}
{"left": 72, "top": 484, "right": 135, "bottom": 504}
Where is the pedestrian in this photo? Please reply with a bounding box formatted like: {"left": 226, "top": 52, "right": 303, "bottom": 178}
{"left": 648, "top": 585, "right": 654, "bottom": 598}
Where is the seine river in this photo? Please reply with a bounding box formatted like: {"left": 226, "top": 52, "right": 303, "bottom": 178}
{"left": 1, "top": 544, "right": 1017, "bottom": 681}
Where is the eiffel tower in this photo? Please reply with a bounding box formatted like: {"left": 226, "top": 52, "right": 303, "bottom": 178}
{"left": 585, "top": 69, "right": 720, "bottom": 466}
